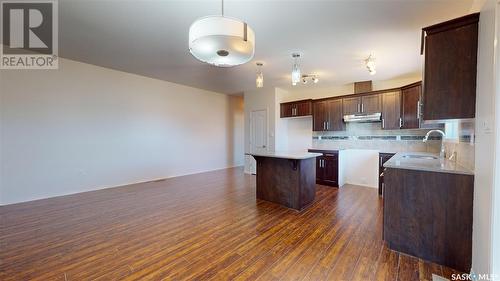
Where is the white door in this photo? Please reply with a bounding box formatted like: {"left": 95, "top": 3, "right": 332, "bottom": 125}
{"left": 248, "top": 109, "right": 268, "bottom": 174}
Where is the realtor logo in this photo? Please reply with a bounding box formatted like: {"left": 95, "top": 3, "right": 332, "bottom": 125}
{"left": 1, "top": 0, "right": 58, "bottom": 69}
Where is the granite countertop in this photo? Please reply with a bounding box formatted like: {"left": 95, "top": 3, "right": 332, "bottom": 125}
{"left": 309, "top": 148, "right": 398, "bottom": 154}
{"left": 383, "top": 152, "right": 474, "bottom": 175}
{"left": 246, "top": 151, "right": 322, "bottom": 160}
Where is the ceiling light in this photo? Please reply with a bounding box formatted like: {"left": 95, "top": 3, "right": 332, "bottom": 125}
{"left": 300, "top": 74, "right": 319, "bottom": 85}
{"left": 365, "top": 54, "right": 376, "bottom": 75}
{"left": 189, "top": 0, "right": 255, "bottom": 67}
{"left": 291, "top": 53, "right": 301, "bottom": 86}
{"left": 256, "top": 62, "right": 263, "bottom": 88}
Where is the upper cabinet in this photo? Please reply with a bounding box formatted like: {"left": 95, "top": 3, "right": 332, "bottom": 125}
{"left": 280, "top": 99, "right": 312, "bottom": 118}
{"left": 312, "top": 100, "right": 328, "bottom": 131}
{"left": 401, "top": 82, "right": 422, "bottom": 129}
{"left": 381, "top": 91, "right": 401, "bottom": 130}
{"left": 361, "top": 94, "right": 382, "bottom": 114}
{"left": 342, "top": 97, "right": 361, "bottom": 115}
{"left": 327, "top": 99, "right": 345, "bottom": 131}
{"left": 342, "top": 94, "right": 381, "bottom": 115}
{"left": 421, "top": 13, "right": 479, "bottom": 120}
{"left": 312, "top": 98, "right": 345, "bottom": 132}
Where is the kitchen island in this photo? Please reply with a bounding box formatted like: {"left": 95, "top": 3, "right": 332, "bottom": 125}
{"left": 247, "top": 151, "right": 321, "bottom": 211}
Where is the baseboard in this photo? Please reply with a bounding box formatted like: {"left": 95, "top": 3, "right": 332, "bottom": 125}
{"left": 0, "top": 165, "right": 244, "bottom": 206}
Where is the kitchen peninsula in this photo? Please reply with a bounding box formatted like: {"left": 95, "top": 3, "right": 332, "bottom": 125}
{"left": 247, "top": 151, "right": 321, "bottom": 210}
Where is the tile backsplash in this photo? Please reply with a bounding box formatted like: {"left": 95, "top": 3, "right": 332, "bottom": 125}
{"left": 312, "top": 121, "right": 475, "bottom": 172}
{"left": 443, "top": 120, "right": 475, "bottom": 171}
{"left": 312, "top": 122, "right": 443, "bottom": 153}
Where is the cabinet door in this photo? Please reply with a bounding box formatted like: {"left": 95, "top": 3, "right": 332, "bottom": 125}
{"left": 312, "top": 101, "right": 327, "bottom": 131}
{"left": 381, "top": 91, "right": 401, "bottom": 130}
{"left": 280, "top": 103, "right": 293, "bottom": 118}
{"left": 327, "top": 98, "right": 345, "bottom": 131}
{"left": 342, "top": 97, "right": 361, "bottom": 115}
{"left": 316, "top": 156, "right": 325, "bottom": 182}
{"left": 361, "top": 94, "right": 382, "bottom": 114}
{"left": 401, "top": 83, "right": 421, "bottom": 129}
{"left": 323, "top": 154, "right": 339, "bottom": 187}
{"left": 296, "top": 101, "right": 312, "bottom": 116}
{"left": 423, "top": 14, "right": 478, "bottom": 120}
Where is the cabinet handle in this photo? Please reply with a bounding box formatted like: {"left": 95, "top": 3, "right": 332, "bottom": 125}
{"left": 417, "top": 100, "right": 421, "bottom": 119}
{"left": 399, "top": 117, "right": 403, "bottom": 128}
{"left": 361, "top": 103, "right": 364, "bottom": 113}
{"left": 327, "top": 121, "right": 330, "bottom": 130}
{"left": 382, "top": 118, "right": 385, "bottom": 129}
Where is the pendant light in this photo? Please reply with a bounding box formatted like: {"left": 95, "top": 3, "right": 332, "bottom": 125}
{"left": 256, "top": 62, "right": 264, "bottom": 88}
{"left": 189, "top": 0, "right": 255, "bottom": 67}
{"left": 291, "top": 53, "right": 301, "bottom": 86}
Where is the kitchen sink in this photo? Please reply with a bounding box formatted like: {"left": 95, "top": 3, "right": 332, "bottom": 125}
{"left": 402, "top": 155, "right": 439, "bottom": 160}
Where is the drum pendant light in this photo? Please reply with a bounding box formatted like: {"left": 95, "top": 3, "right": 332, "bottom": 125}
{"left": 189, "top": 0, "right": 255, "bottom": 67}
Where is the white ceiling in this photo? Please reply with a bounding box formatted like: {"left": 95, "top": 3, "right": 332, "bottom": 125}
{"left": 59, "top": 0, "right": 474, "bottom": 95}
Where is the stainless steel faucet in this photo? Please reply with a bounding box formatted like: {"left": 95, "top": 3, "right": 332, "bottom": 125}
{"left": 423, "top": 129, "right": 446, "bottom": 158}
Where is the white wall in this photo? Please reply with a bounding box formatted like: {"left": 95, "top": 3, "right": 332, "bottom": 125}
{"left": 243, "top": 87, "right": 276, "bottom": 173}
{"left": 492, "top": 1, "right": 500, "bottom": 278}
{"left": 340, "top": 149, "right": 379, "bottom": 188}
{"left": 470, "top": 0, "right": 498, "bottom": 277}
{"left": 0, "top": 58, "right": 244, "bottom": 205}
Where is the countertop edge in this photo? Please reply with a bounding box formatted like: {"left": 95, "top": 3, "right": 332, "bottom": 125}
{"left": 383, "top": 152, "right": 474, "bottom": 176}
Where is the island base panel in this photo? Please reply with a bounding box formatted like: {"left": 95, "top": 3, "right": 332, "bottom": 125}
{"left": 255, "top": 156, "right": 316, "bottom": 211}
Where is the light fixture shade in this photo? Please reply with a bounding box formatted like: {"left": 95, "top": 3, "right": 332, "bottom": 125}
{"left": 256, "top": 73, "right": 264, "bottom": 88}
{"left": 291, "top": 63, "right": 301, "bottom": 85}
{"left": 189, "top": 16, "right": 255, "bottom": 67}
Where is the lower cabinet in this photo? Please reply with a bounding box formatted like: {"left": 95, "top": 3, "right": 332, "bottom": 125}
{"left": 384, "top": 168, "right": 473, "bottom": 272}
{"left": 309, "top": 150, "right": 339, "bottom": 187}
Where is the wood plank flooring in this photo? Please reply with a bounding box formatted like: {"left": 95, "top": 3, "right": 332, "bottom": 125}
{"left": 0, "top": 167, "right": 462, "bottom": 281}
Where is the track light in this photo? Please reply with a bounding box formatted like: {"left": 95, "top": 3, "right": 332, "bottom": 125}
{"left": 365, "top": 54, "right": 376, "bottom": 75}
{"left": 300, "top": 74, "right": 319, "bottom": 85}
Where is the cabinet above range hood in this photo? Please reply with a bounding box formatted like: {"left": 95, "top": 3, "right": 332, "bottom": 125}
{"left": 343, "top": 112, "right": 382, "bottom": 123}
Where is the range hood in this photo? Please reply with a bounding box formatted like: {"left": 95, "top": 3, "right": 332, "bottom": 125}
{"left": 343, "top": 112, "right": 382, "bottom": 123}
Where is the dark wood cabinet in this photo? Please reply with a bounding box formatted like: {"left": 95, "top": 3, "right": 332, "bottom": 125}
{"left": 381, "top": 91, "right": 401, "bottom": 130}
{"left": 342, "top": 97, "right": 361, "bottom": 115}
{"left": 401, "top": 82, "right": 422, "bottom": 129}
{"left": 361, "top": 94, "right": 382, "bottom": 114}
{"left": 312, "top": 98, "right": 345, "bottom": 131}
{"left": 422, "top": 13, "right": 479, "bottom": 120}
{"left": 378, "top": 153, "right": 395, "bottom": 195}
{"left": 312, "top": 100, "right": 328, "bottom": 131}
{"left": 384, "top": 168, "right": 473, "bottom": 272}
{"left": 326, "top": 99, "right": 345, "bottom": 131}
{"left": 342, "top": 94, "right": 381, "bottom": 115}
{"left": 309, "top": 150, "right": 339, "bottom": 187}
{"left": 280, "top": 99, "right": 312, "bottom": 118}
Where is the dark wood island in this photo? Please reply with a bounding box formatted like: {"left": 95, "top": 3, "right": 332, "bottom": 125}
{"left": 247, "top": 152, "right": 321, "bottom": 211}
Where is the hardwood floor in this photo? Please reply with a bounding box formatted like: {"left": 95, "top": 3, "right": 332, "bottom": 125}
{"left": 0, "top": 167, "right": 461, "bottom": 281}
